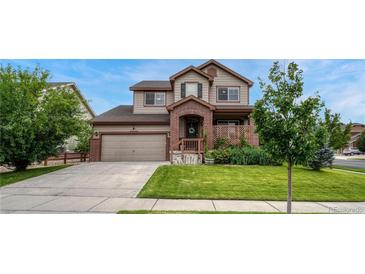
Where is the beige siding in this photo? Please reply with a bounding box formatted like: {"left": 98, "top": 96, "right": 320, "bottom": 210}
{"left": 133, "top": 91, "right": 173, "bottom": 114}
{"left": 173, "top": 71, "right": 209, "bottom": 102}
{"left": 202, "top": 65, "right": 249, "bottom": 105}
{"left": 93, "top": 125, "right": 170, "bottom": 137}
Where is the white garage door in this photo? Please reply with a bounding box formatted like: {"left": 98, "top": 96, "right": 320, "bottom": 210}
{"left": 101, "top": 134, "right": 166, "bottom": 161}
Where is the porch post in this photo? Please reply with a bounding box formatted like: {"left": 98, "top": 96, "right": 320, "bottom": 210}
{"left": 249, "top": 116, "right": 260, "bottom": 147}
{"left": 203, "top": 110, "right": 214, "bottom": 149}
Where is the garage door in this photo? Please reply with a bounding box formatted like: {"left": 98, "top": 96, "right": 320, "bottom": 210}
{"left": 101, "top": 134, "right": 166, "bottom": 161}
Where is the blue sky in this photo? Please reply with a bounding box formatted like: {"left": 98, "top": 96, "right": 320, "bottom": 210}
{"left": 1, "top": 59, "right": 364, "bottom": 123}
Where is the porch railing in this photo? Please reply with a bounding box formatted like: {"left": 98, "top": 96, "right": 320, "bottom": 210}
{"left": 181, "top": 138, "right": 204, "bottom": 154}
{"left": 213, "top": 125, "right": 258, "bottom": 146}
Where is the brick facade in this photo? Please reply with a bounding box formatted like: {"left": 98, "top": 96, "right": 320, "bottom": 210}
{"left": 89, "top": 139, "right": 101, "bottom": 161}
{"left": 169, "top": 100, "right": 214, "bottom": 150}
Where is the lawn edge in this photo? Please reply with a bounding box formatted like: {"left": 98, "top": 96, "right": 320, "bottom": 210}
{"left": 0, "top": 164, "right": 72, "bottom": 187}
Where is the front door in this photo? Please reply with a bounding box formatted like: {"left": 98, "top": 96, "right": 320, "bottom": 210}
{"left": 186, "top": 118, "right": 200, "bottom": 138}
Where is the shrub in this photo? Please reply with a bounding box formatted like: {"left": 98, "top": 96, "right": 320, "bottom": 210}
{"left": 239, "top": 135, "right": 251, "bottom": 148}
{"left": 229, "top": 146, "right": 281, "bottom": 165}
{"left": 210, "top": 149, "right": 231, "bottom": 164}
{"left": 205, "top": 150, "right": 214, "bottom": 159}
{"left": 307, "top": 147, "right": 335, "bottom": 170}
{"left": 208, "top": 146, "right": 282, "bottom": 166}
{"left": 214, "top": 137, "right": 229, "bottom": 149}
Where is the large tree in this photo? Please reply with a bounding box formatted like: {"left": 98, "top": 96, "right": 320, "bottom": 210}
{"left": 253, "top": 61, "right": 323, "bottom": 213}
{"left": 0, "top": 65, "right": 85, "bottom": 170}
{"left": 321, "top": 108, "right": 352, "bottom": 150}
{"left": 357, "top": 130, "right": 365, "bottom": 153}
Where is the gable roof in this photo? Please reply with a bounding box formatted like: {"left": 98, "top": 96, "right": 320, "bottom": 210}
{"left": 197, "top": 59, "right": 254, "bottom": 87}
{"left": 47, "top": 82, "right": 96, "bottom": 117}
{"left": 169, "top": 66, "right": 213, "bottom": 82}
{"left": 129, "top": 80, "right": 172, "bottom": 91}
{"left": 92, "top": 105, "right": 170, "bottom": 125}
{"left": 166, "top": 95, "right": 216, "bottom": 111}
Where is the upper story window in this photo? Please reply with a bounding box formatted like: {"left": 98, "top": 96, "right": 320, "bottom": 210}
{"left": 145, "top": 92, "right": 165, "bottom": 106}
{"left": 217, "top": 87, "right": 240, "bottom": 102}
{"left": 181, "top": 83, "right": 203, "bottom": 98}
{"left": 186, "top": 83, "right": 198, "bottom": 97}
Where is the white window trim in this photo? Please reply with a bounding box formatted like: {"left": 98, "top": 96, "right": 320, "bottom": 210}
{"left": 217, "top": 87, "right": 240, "bottom": 102}
{"left": 144, "top": 92, "right": 166, "bottom": 106}
{"left": 217, "top": 120, "right": 240, "bottom": 125}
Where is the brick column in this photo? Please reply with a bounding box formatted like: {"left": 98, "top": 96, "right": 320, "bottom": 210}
{"left": 89, "top": 139, "right": 101, "bottom": 161}
{"left": 170, "top": 111, "right": 179, "bottom": 151}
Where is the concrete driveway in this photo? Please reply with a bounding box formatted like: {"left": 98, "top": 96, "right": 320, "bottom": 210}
{"left": 0, "top": 162, "right": 167, "bottom": 213}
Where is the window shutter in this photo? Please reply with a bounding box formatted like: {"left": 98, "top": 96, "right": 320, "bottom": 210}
{"left": 198, "top": 83, "right": 203, "bottom": 98}
{"left": 181, "top": 83, "right": 186, "bottom": 98}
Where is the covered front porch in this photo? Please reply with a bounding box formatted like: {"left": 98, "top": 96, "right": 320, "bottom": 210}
{"left": 166, "top": 96, "right": 258, "bottom": 163}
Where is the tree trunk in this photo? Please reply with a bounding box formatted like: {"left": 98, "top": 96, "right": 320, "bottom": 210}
{"left": 287, "top": 159, "right": 292, "bottom": 214}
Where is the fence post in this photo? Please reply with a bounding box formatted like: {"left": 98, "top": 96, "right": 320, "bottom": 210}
{"left": 64, "top": 152, "right": 67, "bottom": 164}
{"left": 44, "top": 159, "right": 48, "bottom": 166}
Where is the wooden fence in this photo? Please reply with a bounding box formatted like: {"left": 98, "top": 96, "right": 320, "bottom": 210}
{"left": 44, "top": 152, "right": 89, "bottom": 166}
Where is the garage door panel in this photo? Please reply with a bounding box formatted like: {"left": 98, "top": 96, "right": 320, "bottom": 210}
{"left": 101, "top": 134, "right": 166, "bottom": 161}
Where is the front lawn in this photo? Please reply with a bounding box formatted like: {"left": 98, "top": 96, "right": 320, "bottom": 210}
{"left": 138, "top": 165, "right": 365, "bottom": 201}
{"left": 0, "top": 165, "right": 71, "bottom": 187}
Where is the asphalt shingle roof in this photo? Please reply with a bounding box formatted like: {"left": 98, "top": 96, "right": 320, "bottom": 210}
{"left": 129, "top": 80, "right": 172, "bottom": 91}
{"left": 92, "top": 105, "right": 170, "bottom": 124}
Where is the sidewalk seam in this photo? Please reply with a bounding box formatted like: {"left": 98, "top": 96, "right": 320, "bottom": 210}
{"left": 151, "top": 199, "right": 159, "bottom": 210}
{"left": 265, "top": 201, "right": 281, "bottom": 212}
{"left": 211, "top": 200, "right": 217, "bottom": 211}
{"left": 29, "top": 196, "right": 62, "bottom": 210}
{"left": 87, "top": 197, "right": 110, "bottom": 212}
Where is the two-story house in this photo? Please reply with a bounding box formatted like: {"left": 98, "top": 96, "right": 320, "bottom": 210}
{"left": 90, "top": 60, "right": 259, "bottom": 162}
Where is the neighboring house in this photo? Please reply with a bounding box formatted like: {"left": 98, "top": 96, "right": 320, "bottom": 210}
{"left": 348, "top": 123, "right": 365, "bottom": 149}
{"left": 47, "top": 82, "right": 95, "bottom": 151}
{"left": 90, "top": 60, "right": 258, "bottom": 163}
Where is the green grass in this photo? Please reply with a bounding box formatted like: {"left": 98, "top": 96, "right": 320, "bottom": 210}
{"left": 0, "top": 165, "right": 71, "bottom": 187}
{"left": 333, "top": 166, "right": 365, "bottom": 173}
{"left": 117, "top": 210, "right": 282, "bottom": 214}
{"left": 138, "top": 165, "right": 365, "bottom": 202}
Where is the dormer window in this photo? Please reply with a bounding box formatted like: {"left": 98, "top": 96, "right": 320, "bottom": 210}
{"left": 145, "top": 92, "right": 165, "bottom": 106}
{"left": 217, "top": 87, "right": 240, "bottom": 102}
{"left": 181, "top": 83, "right": 203, "bottom": 98}
{"left": 186, "top": 83, "right": 198, "bottom": 97}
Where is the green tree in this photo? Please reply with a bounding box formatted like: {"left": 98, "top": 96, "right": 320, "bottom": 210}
{"left": 253, "top": 61, "right": 323, "bottom": 213}
{"left": 357, "top": 130, "right": 365, "bottom": 153}
{"left": 322, "top": 108, "right": 352, "bottom": 150}
{"left": 0, "top": 65, "right": 85, "bottom": 171}
{"left": 74, "top": 122, "right": 93, "bottom": 153}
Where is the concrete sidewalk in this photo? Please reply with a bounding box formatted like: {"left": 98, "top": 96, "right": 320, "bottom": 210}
{"left": 1, "top": 196, "right": 365, "bottom": 213}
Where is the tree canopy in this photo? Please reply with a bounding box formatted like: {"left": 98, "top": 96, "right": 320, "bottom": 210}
{"left": 252, "top": 61, "right": 323, "bottom": 213}
{"left": 321, "top": 108, "right": 352, "bottom": 150}
{"left": 0, "top": 65, "right": 87, "bottom": 170}
{"left": 357, "top": 130, "right": 365, "bottom": 153}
